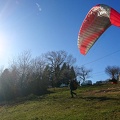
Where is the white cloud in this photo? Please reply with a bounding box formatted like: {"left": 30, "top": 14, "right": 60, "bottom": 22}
{"left": 36, "top": 3, "right": 42, "bottom": 12}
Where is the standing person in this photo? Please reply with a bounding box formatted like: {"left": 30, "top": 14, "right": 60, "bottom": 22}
{"left": 70, "top": 79, "right": 77, "bottom": 98}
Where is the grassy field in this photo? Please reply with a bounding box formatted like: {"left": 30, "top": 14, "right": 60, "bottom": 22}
{"left": 0, "top": 83, "right": 120, "bottom": 120}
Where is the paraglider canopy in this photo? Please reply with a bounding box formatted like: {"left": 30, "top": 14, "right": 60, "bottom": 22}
{"left": 78, "top": 4, "right": 120, "bottom": 55}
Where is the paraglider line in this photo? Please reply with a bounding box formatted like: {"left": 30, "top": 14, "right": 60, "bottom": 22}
{"left": 82, "top": 49, "right": 120, "bottom": 66}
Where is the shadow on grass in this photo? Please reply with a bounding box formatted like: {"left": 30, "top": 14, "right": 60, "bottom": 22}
{"left": 81, "top": 96, "right": 119, "bottom": 101}
{"left": 0, "top": 90, "right": 54, "bottom": 106}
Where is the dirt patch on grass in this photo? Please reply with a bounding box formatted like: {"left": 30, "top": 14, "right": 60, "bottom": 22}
{"left": 95, "top": 87, "right": 120, "bottom": 94}
{"left": 82, "top": 86, "right": 120, "bottom": 96}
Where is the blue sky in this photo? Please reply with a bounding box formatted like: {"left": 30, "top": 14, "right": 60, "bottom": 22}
{"left": 0, "top": 0, "right": 120, "bottom": 83}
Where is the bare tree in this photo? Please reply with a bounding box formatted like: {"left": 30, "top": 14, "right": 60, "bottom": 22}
{"left": 78, "top": 66, "right": 92, "bottom": 82}
{"left": 105, "top": 66, "right": 120, "bottom": 79}
{"left": 30, "top": 55, "right": 46, "bottom": 79}
{"left": 66, "top": 54, "right": 76, "bottom": 67}
{"left": 45, "top": 50, "right": 76, "bottom": 69}
{"left": 10, "top": 50, "right": 32, "bottom": 76}
{"left": 17, "top": 50, "right": 32, "bottom": 76}
{"left": 45, "top": 50, "right": 76, "bottom": 87}
{"left": 44, "top": 50, "right": 67, "bottom": 87}
{"left": 8, "top": 50, "right": 32, "bottom": 95}
{"left": 45, "top": 50, "right": 67, "bottom": 68}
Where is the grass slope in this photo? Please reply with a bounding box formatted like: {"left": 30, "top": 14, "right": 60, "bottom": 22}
{"left": 0, "top": 83, "right": 120, "bottom": 120}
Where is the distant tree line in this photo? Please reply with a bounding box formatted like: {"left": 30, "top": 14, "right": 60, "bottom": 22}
{"left": 1, "top": 50, "right": 119, "bottom": 102}
{"left": 105, "top": 66, "right": 120, "bottom": 83}
{"left": 0, "top": 50, "right": 79, "bottom": 101}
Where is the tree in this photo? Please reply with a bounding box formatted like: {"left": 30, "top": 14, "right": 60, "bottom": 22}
{"left": 45, "top": 50, "right": 76, "bottom": 87}
{"left": 0, "top": 69, "right": 10, "bottom": 100}
{"left": 45, "top": 50, "right": 67, "bottom": 68}
{"left": 30, "top": 55, "right": 46, "bottom": 80}
{"left": 0, "top": 50, "right": 77, "bottom": 101}
{"left": 105, "top": 66, "right": 120, "bottom": 80}
{"left": 60, "top": 63, "right": 70, "bottom": 85}
{"left": 78, "top": 66, "right": 92, "bottom": 82}
{"left": 17, "top": 50, "right": 32, "bottom": 76}
{"left": 9, "top": 51, "right": 48, "bottom": 97}
{"left": 0, "top": 69, "right": 16, "bottom": 100}
{"left": 66, "top": 54, "right": 76, "bottom": 67}
{"left": 9, "top": 50, "right": 32, "bottom": 96}
{"left": 59, "top": 63, "right": 76, "bottom": 85}
{"left": 42, "top": 65, "right": 51, "bottom": 90}
{"left": 70, "top": 66, "right": 76, "bottom": 79}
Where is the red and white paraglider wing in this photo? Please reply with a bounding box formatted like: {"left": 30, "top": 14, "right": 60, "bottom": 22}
{"left": 78, "top": 4, "right": 120, "bottom": 55}
{"left": 110, "top": 8, "right": 120, "bottom": 27}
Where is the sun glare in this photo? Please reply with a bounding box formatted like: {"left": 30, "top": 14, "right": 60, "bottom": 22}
{"left": 0, "top": 34, "right": 7, "bottom": 58}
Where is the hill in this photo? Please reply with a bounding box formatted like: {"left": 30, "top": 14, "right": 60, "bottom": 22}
{"left": 0, "top": 83, "right": 120, "bottom": 120}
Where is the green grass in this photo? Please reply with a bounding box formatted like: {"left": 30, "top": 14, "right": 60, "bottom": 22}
{"left": 0, "top": 83, "right": 120, "bottom": 120}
